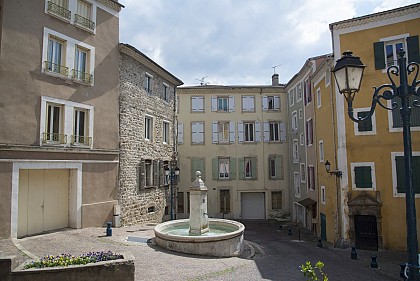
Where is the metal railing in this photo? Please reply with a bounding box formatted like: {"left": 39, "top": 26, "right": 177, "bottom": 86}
{"left": 71, "top": 135, "right": 92, "bottom": 146}
{"left": 47, "top": 1, "right": 71, "bottom": 20}
{"left": 72, "top": 69, "right": 93, "bottom": 84}
{"left": 44, "top": 61, "right": 69, "bottom": 76}
{"left": 75, "top": 14, "right": 95, "bottom": 30}
{"left": 42, "top": 132, "right": 67, "bottom": 144}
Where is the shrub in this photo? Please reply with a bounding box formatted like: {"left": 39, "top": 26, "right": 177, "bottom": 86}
{"left": 300, "top": 261, "right": 328, "bottom": 281}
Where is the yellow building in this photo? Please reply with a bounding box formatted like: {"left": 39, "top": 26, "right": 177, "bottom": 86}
{"left": 329, "top": 3, "right": 420, "bottom": 250}
{"left": 176, "top": 75, "right": 290, "bottom": 220}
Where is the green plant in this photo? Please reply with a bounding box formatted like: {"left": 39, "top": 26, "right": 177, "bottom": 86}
{"left": 300, "top": 261, "right": 328, "bottom": 281}
{"left": 24, "top": 251, "right": 123, "bottom": 269}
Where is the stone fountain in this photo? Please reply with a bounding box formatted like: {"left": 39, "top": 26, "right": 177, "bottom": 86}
{"left": 154, "top": 171, "right": 245, "bottom": 257}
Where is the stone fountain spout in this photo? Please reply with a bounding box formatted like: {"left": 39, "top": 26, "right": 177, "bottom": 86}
{"left": 189, "top": 171, "right": 209, "bottom": 235}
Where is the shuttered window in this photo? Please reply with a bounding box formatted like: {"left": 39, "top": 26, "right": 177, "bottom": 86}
{"left": 213, "top": 157, "right": 236, "bottom": 180}
{"left": 354, "top": 166, "right": 372, "bottom": 188}
{"left": 191, "top": 158, "right": 205, "bottom": 182}
{"left": 374, "top": 35, "right": 419, "bottom": 70}
{"left": 357, "top": 111, "right": 373, "bottom": 132}
{"left": 396, "top": 156, "right": 420, "bottom": 194}
{"left": 268, "top": 155, "right": 283, "bottom": 180}
{"left": 191, "top": 122, "right": 204, "bottom": 144}
{"left": 238, "top": 157, "right": 257, "bottom": 180}
{"left": 391, "top": 96, "right": 420, "bottom": 128}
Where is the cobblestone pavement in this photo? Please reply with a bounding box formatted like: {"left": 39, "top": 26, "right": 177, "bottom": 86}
{"left": 0, "top": 220, "right": 409, "bottom": 280}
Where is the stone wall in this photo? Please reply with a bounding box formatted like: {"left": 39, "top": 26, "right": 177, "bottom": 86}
{"left": 119, "top": 52, "right": 177, "bottom": 226}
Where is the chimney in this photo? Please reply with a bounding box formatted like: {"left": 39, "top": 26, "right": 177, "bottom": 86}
{"left": 271, "top": 73, "right": 279, "bottom": 86}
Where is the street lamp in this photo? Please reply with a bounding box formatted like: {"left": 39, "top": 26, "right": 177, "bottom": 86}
{"left": 324, "top": 160, "right": 343, "bottom": 178}
{"left": 164, "top": 160, "right": 180, "bottom": 221}
{"left": 333, "top": 49, "right": 420, "bottom": 280}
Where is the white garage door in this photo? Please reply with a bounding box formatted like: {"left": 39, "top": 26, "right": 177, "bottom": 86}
{"left": 18, "top": 169, "right": 69, "bottom": 237}
{"left": 241, "top": 192, "right": 265, "bottom": 219}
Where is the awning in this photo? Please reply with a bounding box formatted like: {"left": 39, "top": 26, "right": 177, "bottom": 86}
{"left": 298, "top": 198, "right": 317, "bottom": 207}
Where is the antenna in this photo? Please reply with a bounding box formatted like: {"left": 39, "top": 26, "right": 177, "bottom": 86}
{"left": 272, "top": 64, "right": 281, "bottom": 74}
{"left": 195, "top": 76, "right": 209, "bottom": 86}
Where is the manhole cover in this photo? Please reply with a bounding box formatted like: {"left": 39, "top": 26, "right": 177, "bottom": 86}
{"left": 127, "top": 236, "right": 150, "bottom": 243}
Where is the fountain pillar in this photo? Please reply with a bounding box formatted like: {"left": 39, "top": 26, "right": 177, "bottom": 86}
{"left": 189, "top": 171, "right": 209, "bottom": 235}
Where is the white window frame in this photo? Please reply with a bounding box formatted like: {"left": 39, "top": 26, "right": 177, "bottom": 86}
{"left": 300, "top": 163, "right": 306, "bottom": 183}
{"left": 321, "top": 186, "right": 326, "bottom": 204}
{"left": 294, "top": 172, "right": 301, "bottom": 198}
{"left": 145, "top": 73, "right": 153, "bottom": 93}
{"left": 144, "top": 115, "right": 153, "bottom": 141}
{"left": 42, "top": 27, "right": 95, "bottom": 85}
{"left": 316, "top": 88, "right": 321, "bottom": 108}
{"left": 219, "top": 158, "right": 230, "bottom": 179}
{"left": 379, "top": 34, "right": 409, "bottom": 72}
{"left": 244, "top": 122, "right": 255, "bottom": 142}
{"left": 265, "top": 96, "right": 280, "bottom": 111}
{"left": 293, "top": 139, "right": 299, "bottom": 163}
{"left": 351, "top": 162, "right": 376, "bottom": 191}
{"left": 391, "top": 152, "right": 420, "bottom": 197}
{"left": 269, "top": 157, "right": 276, "bottom": 179}
{"left": 354, "top": 107, "right": 377, "bottom": 135}
{"left": 191, "top": 96, "right": 204, "bottom": 113}
{"left": 242, "top": 96, "right": 255, "bottom": 112}
{"left": 319, "top": 140, "right": 324, "bottom": 162}
{"left": 40, "top": 96, "right": 94, "bottom": 147}
{"left": 163, "top": 121, "right": 170, "bottom": 144}
{"left": 300, "top": 133, "right": 304, "bottom": 146}
{"left": 299, "top": 109, "right": 303, "bottom": 119}
{"left": 306, "top": 118, "right": 313, "bottom": 146}
{"left": 269, "top": 121, "right": 280, "bottom": 142}
{"left": 289, "top": 89, "right": 295, "bottom": 107}
{"left": 163, "top": 83, "right": 169, "bottom": 102}
{"left": 244, "top": 157, "right": 252, "bottom": 179}
{"left": 291, "top": 110, "right": 298, "bottom": 132}
{"left": 296, "top": 83, "right": 303, "bottom": 102}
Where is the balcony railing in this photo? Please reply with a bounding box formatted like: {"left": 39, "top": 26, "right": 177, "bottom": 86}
{"left": 44, "top": 61, "right": 69, "bottom": 76}
{"left": 47, "top": 1, "right": 71, "bottom": 20}
{"left": 72, "top": 69, "right": 93, "bottom": 84}
{"left": 71, "top": 135, "right": 92, "bottom": 146}
{"left": 42, "top": 132, "right": 67, "bottom": 144}
{"left": 75, "top": 14, "right": 95, "bottom": 31}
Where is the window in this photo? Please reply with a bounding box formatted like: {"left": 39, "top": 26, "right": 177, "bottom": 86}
{"left": 163, "top": 83, "right": 169, "bottom": 102}
{"left": 243, "top": 157, "right": 254, "bottom": 179}
{"left": 304, "top": 79, "right": 312, "bottom": 105}
{"left": 393, "top": 154, "right": 420, "bottom": 195}
{"left": 242, "top": 96, "right": 255, "bottom": 112}
{"left": 191, "top": 96, "right": 204, "bottom": 112}
{"left": 46, "top": 36, "right": 67, "bottom": 76}
{"left": 41, "top": 96, "right": 93, "bottom": 147}
{"left": 269, "top": 122, "right": 280, "bottom": 142}
{"left": 306, "top": 118, "right": 313, "bottom": 145}
{"left": 390, "top": 96, "right": 420, "bottom": 130}
{"left": 264, "top": 121, "right": 284, "bottom": 143}
{"left": 212, "top": 121, "right": 234, "bottom": 144}
{"left": 319, "top": 140, "right": 324, "bottom": 162}
{"left": 325, "top": 68, "right": 331, "bottom": 86}
{"left": 163, "top": 121, "right": 169, "bottom": 144}
{"left": 300, "top": 133, "right": 304, "bottom": 146}
{"left": 272, "top": 191, "right": 282, "bottom": 210}
{"left": 289, "top": 90, "right": 294, "bottom": 106}
{"left": 145, "top": 73, "right": 152, "bottom": 93}
{"left": 321, "top": 186, "right": 326, "bottom": 204}
{"left": 354, "top": 109, "right": 376, "bottom": 135}
{"left": 244, "top": 122, "right": 254, "bottom": 142}
{"left": 177, "top": 192, "right": 184, "bottom": 213}
{"left": 374, "top": 35, "right": 419, "bottom": 70}
{"left": 73, "top": 108, "right": 91, "bottom": 145}
{"left": 308, "top": 166, "right": 315, "bottom": 191}
{"left": 291, "top": 111, "right": 298, "bottom": 131}
{"left": 220, "top": 190, "right": 230, "bottom": 213}
{"left": 191, "top": 122, "right": 204, "bottom": 144}
{"left": 163, "top": 161, "right": 169, "bottom": 185}
{"left": 316, "top": 88, "right": 321, "bottom": 108}
{"left": 212, "top": 96, "right": 234, "bottom": 112}
{"left": 300, "top": 163, "right": 306, "bottom": 182}
{"left": 238, "top": 121, "right": 260, "bottom": 143}
{"left": 293, "top": 139, "right": 299, "bottom": 163}
{"left": 268, "top": 155, "right": 283, "bottom": 180}
{"left": 294, "top": 172, "right": 301, "bottom": 197}
{"left": 73, "top": 46, "right": 91, "bottom": 83}
{"left": 296, "top": 83, "right": 303, "bottom": 101}
{"left": 177, "top": 123, "right": 184, "bottom": 144}
{"left": 191, "top": 157, "right": 205, "bottom": 181}
{"left": 218, "top": 158, "right": 230, "bottom": 179}
{"left": 299, "top": 109, "right": 303, "bottom": 119}
{"left": 351, "top": 162, "right": 376, "bottom": 190}
{"left": 139, "top": 159, "right": 157, "bottom": 188}
{"left": 145, "top": 115, "right": 153, "bottom": 141}
{"left": 75, "top": 0, "right": 95, "bottom": 31}
{"left": 263, "top": 96, "right": 280, "bottom": 111}
{"left": 47, "top": 0, "right": 71, "bottom": 20}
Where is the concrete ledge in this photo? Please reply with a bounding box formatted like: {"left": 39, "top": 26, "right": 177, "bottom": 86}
{"left": 0, "top": 252, "right": 135, "bottom": 281}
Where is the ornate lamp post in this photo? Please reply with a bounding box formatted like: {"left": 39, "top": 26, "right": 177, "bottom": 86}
{"left": 164, "top": 160, "right": 180, "bottom": 221}
{"left": 332, "top": 50, "right": 419, "bottom": 280}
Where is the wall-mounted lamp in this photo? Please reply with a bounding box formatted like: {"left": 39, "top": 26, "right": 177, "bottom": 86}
{"left": 324, "top": 160, "right": 342, "bottom": 179}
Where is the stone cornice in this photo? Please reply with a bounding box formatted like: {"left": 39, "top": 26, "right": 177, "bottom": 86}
{"left": 97, "top": 0, "right": 124, "bottom": 12}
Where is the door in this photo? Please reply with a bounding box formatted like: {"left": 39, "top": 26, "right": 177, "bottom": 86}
{"left": 354, "top": 215, "right": 378, "bottom": 251}
{"left": 320, "top": 213, "right": 326, "bottom": 241}
{"left": 241, "top": 192, "right": 265, "bottom": 219}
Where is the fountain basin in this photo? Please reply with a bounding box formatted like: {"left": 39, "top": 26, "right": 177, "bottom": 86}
{"left": 154, "top": 218, "right": 245, "bottom": 257}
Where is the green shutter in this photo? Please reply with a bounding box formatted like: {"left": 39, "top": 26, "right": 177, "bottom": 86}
{"left": 354, "top": 166, "right": 372, "bottom": 188}
{"left": 139, "top": 159, "right": 145, "bottom": 190}
{"left": 212, "top": 158, "right": 219, "bottom": 180}
{"left": 238, "top": 158, "right": 245, "bottom": 180}
{"left": 374, "top": 41, "right": 385, "bottom": 70}
{"left": 191, "top": 158, "right": 205, "bottom": 182}
{"left": 392, "top": 96, "right": 420, "bottom": 128}
{"left": 251, "top": 157, "right": 258, "bottom": 180}
{"left": 396, "top": 156, "right": 406, "bottom": 193}
{"left": 153, "top": 160, "right": 159, "bottom": 187}
{"left": 357, "top": 111, "right": 373, "bottom": 132}
{"left": 276, "top": 155, "right": 284, "bottom": 180}
{"left": 230, "top": 158, "right": 237, "bottom": 180}
{"left": 407, "top": 36, "right": 420, "bottom": 63}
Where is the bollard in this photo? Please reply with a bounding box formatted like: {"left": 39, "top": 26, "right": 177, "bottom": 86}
{"left": 288, "top": 228, "right": 292, "bottom": 236}
{"left": 370, "top": 256, "right": 378, "bottom": 268}
{"left": 106, "top": 221, "right": 112, "bottom": 236}
{"left": 351, "top": 247, "right": 357, "bottom": 260}
{"left": 317, "top": 239, "right": 323, "bottom": 248}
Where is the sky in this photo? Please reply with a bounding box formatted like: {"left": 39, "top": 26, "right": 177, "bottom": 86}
{"left": 118, "top": 0, "right": 418, "bottom": 86}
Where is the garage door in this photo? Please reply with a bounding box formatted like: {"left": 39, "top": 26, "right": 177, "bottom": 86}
{"left": 241, "top": 192, "right": 265, "bottom": 219}
{"left": 18, "top": 169, "right": 69, "bottom": 237}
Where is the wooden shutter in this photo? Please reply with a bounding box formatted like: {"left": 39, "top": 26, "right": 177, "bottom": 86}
{"left": 238, "top": 121, "right": 244, "bottom": 143}
{"left": 280, "top": 121, "right": 286, "bottom": 143}
{"left": 229, "top": 96, "right": 235, "bottom": 112}
{"left": 153, "top": 160, "right": 159, "bottom": 187}
{"left": 251, "top": 157, "right": 258, "bottom": 180}
{"left": 229, "top": 122, "right": 235, "bottom": 143}
{"left": 230, "top": 158, "right": 237, "bottom": 180}
{"left": 374, "top": 41, "right": 385, "bottom": 70}
{"left": 212, "top": 122, "right": 218, "bottom": 143}
{"left": 212, "top": 158, "right": 219, "bottom": 180}
{"left": 238, "top": 158, "right": 244, "bottom": 180}
{"left": 255, "top": 121, "right": 261, "bottom": 142}
{"left": 276, "top": 155, "right": 284, "bottom": 180}
{"left": 354, "top": 166, "right": 372, "bottom": 188}
{"left": 396, "top": 156, "right": 420, "bottom": 194}
{"left": 263, "top": 122, "right": 270, "bottom": 142}
{"left": 139, "top": 159, "right": 145, "bottom": 190}
{"left": 262, "top": 96, "right": 268, "bottom": 111}
{"left": 191, "top": 158, "right": 205, "bottom": 182}
{"left": 407, "top": 36, "right": 420, "bottom": 63}
{"left": 274, "top": 96, "right": 280, "bottom": 110}
{"left": 158, "top": 160, "right": 163, "bottom": 187}
{"left": 211, "top": 96, "right": 217, "bottom": 111}
{"left": 177, "top": 123, "right": 184, "bottom": 144}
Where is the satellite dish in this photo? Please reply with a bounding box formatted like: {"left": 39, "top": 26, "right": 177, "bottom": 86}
{"left": 195, "top": 76, "right": 209, "bottom": 86}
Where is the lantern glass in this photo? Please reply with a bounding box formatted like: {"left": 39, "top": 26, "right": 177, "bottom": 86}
{"left": 332, "top": 51, "right": 365, "bottom": 96}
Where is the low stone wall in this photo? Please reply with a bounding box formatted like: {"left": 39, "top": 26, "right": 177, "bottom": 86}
{"left": 0, "top": 253, "right": 135, "bottom": 281}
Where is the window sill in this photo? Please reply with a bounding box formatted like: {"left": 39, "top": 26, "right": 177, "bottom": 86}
{"left": 47, "top": 11, "right": 71, "bottom": 24}
{"left": 74, "top": 22, "right": 95, "bottom": 34}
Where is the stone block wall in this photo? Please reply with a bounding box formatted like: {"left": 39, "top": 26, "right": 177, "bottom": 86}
{"left": 119, "top": 51, "right": 177, "bottom": 226}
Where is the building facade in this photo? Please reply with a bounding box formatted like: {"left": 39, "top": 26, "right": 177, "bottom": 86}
{"left": 0, "top": 0, "right": 123, "bottom": 238}
{"left": 176, "top": 75, "right": 289, "bottom": 221}
{"left": 118, "top": 43, "right": 183, "bottom": 226}
{"left": 329, "top": 3, "right": 420, "bottom": 250}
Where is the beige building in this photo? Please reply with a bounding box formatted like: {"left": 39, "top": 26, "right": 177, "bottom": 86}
{"left": 0, "top": 0, "right": 123, "bottom": 238}
{"left": 176, "top": 75, "right": 289, "bottom": 220}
